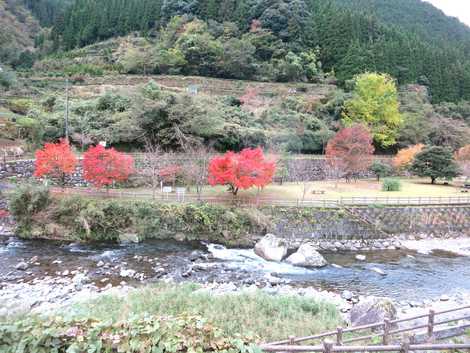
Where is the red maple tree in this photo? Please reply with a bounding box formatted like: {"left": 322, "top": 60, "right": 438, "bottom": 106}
{"left": 34, "top": 139, "right": 78, "bottom": 185}
{"left": 326, "top": 124, "right": 375, "bottom": 181}
{"left": 208, "top": 147, "right": 276, "bottom": 195}
{"left": 82, "top": 145, "right": 134, "bottom": 188}
{"left": 159, "top": 165, "right": 182, "bottom": 186}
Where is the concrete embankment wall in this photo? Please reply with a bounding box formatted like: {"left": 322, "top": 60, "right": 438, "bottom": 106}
{"left": 267, "top": 206, "right": 470, "bottom": 248}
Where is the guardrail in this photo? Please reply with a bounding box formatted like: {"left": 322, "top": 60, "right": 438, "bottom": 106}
{"left": 262, "top": 305, "right": 470, "bottom": 353}
{"left": 50, "top": 189, "right": 470, "bottom": 207}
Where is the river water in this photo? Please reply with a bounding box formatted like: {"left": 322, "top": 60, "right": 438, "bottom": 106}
{"left": 1, "top": 237, "right": 470, "bottom": 302}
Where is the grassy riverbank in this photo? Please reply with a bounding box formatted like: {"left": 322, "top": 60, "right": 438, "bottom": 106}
{"left": 0, "top": 283, "right": 342, "bottom": 352}
{"left": 9, "top": 185, "right": 270, "bottom": 246}
{"left": 65, "top": 283, "right": 341, "bottom": 341}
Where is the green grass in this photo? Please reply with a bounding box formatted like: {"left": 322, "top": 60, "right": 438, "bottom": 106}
{"left": 64, "top": 283, "right": 342, "bottom": 341}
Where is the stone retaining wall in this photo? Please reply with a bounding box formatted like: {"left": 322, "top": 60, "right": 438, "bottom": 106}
{"left": 0, "top": 157, "right": 392, "bottom": 184}
{"left": 268, "top": 206, "right": 470, "bottom": 248}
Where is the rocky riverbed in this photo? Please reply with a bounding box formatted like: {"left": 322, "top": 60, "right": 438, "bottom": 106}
{"left": 2, "top": 234, "right": 470, "bottom": 327}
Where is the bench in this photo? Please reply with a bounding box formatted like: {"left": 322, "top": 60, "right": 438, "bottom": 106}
{"left": 311, "top": 190, "right": 326, "bottom": 195}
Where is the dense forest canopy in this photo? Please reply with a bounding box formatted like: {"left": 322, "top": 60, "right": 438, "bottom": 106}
{"left": 7, "top": 0, "right": 469, "bottom": 104}
{"left": 1, "top": 0, "right": 470, "bottom": 155}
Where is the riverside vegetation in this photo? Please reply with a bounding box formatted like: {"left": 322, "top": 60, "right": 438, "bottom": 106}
{"left": 0, "top": 283, "right": 341, "bottom": 353}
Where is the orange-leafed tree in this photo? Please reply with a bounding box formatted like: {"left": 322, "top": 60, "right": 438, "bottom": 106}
{"left": 455, "top": 145, "right": 470, "bottom": 177}
{"left": 34, "top": 139, "right": 78, "bottom": 186}
{"left": 325, "top": 124, "right": 375, "bottom": 181}
{"left": 208, "top": 147, "right": 276, "bottom": 195}
{"left": 83, "top": 145, "right": 134, "bottom": 188}
{"left": 393, "top": 144, "right": 424, "bottom": 170}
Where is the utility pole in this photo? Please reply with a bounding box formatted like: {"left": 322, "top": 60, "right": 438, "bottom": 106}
{"left": 65, "top": 78, "right": 70, "bottom": 142}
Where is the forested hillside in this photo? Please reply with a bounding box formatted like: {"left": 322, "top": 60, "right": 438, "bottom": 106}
{"left": 19, "top": 0, "right": 470, "bottom": 104}
{"left": 0, "top": 0, "right": 40, "bottom": 66}
{"left": 1, "top": 0, "right": 470, "bottom": 155}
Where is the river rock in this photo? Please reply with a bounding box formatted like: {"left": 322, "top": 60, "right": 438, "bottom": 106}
{"left": 350, "top": 297, "right": 397, "bottom": 326}
{"left": 285, "top": 243, "right": 328, "bottom": 268}
{"left": 370, "top": 267, "right": 386, "bottom": 276}
{"left": 355, "top": 255, "right": 366, "bottom": 261}
{"left": 254, "top": 234, "right": 287, "bottom": 262}
{"left": 15, "top": 262, "right": 28, "bottom": 271}
{"left": 342, "top": 290, "right": 354, "bottom": 300}
{"left": 119, "top": 233, "right": 140, "bottom": 243}
{"left": 119, "top": 269, "right": 136, "bottom": 278}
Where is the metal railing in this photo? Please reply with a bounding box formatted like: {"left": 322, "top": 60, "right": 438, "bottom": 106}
{"left": 262, "top": 305, "right": 470, "bottom": 353}
{"left": 50, "top": 188, "right": 470, "bottom": 208}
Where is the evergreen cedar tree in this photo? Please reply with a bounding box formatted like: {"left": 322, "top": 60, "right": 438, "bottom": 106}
{"left": 83, "top": 145, "right": 134, "bottom": 188}
{"left": 34, "top": 139, "right": 77, "bottom": 184}
{"left": 326, "top": 124, "right": 375, "bottom": 178}
{"left": 208, "top": 147, "right": 276, "bottom": 195}
{"left": 410, "top": 146, "right": 460, "bottom": 184}
{"left": 393, "top": 144, "right": 424, "bottom": 170}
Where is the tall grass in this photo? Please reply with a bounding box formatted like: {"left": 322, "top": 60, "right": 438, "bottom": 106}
{"left": 65, "top": 283, "right": 342, "bottom": 341}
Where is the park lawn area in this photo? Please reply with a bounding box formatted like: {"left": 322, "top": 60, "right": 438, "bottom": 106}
{"left": 187, "top": 178, "right": 465, "bottom": 200}
{"left": 58, "top": 177, "right": 465, "bottom": 201}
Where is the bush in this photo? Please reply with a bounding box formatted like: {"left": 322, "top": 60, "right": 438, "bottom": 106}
{"left": 0, "top": 68, "right": 16, "bottom": 89}
{"left": 63, "top": 63, "right": 104, "bottom": 76}
{"left": 11, "top": 191, "right": 271, "bottom": 245}
{"left": 382, "top": 178, "right": 402, "bottom": 192}
{"left": 0, "top": 314, "right": 257, "bottom": 353}
{"left": 65, "top": 283, "right": 341, "bottom": 342}
{"left": 9, "top": 185, "right": 51, "bottom": 234}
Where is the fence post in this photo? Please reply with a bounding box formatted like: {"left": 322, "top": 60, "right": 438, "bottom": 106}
{"left": 323, "top": 339, "right": 333, "bottom": 353}
{"left": 427, "top": 309, "right": 435, "bottom": 342}
{"left": 383, "top": 318, "right": 391, "bottom": 345}
{"left": 336, "top": 327, "right": 343, "bottom": 346}
{"left": 289, "top": 336, "right": 295, "bottom": 346}
{"left": 400, "top": 340, "right": 410, "bottom": 353}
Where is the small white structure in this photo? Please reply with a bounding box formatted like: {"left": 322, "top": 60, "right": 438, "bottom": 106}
{"left": 176, "top": 187, "right": 186, "bottom": 202}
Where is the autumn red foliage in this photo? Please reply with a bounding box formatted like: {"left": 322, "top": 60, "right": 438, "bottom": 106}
{"left": 208, "top": 147, "right": 276, "bottom": 195}
{"left": 325, "top": 124, "right": 375, "bottom": 180}
{"left": 159, "top": 165, "right": 182, "bottom": 185}
{"left": 34, "top": 139, "right": 78, "bottom": 185}
{"left": 83, "top": 145, "right": 134, "bottom": 188}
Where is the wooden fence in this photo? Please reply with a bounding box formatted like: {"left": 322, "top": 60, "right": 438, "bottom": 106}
{"left": 51, "top": 188, "right": 470, "bottom": 208}
{"left": 261, "top": 305, "right": 470, "bottom": 352}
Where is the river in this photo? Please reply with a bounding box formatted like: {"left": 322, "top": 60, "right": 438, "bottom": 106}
{"left": 1, "top": 237, "right": 470, "bottom": 302}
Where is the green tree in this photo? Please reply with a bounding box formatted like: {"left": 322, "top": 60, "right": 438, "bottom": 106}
{"left": 369, "top": 161, "right": 392, "bottom": 181}
{"left": 342, "top": 73, "right": 402, "bottom": 148}
{"left": 410, "top": 146, "right": 460, "bottom": 184}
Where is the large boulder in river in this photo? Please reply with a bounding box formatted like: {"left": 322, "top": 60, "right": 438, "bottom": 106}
{"left": 285, "top": 243, "right": 328, "bottom": 268}
{"left": 350, "top": 297, "right": 397, "bottom": 326}
{"left": 254, "top": 234, "right": 288, "bottom": 262}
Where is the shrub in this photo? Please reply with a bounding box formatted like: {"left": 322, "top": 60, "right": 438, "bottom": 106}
{"left": 11, "top": 191, "right": 271, "bottom": 245}
{"left": 382, "top": 178, "right": 402, "bottom": 192}
{"left": 9, "top": 185, "right": 51, "bottom": 233}
{"left": 0, "top": 314, "right": 257, "bottom": 353}
{"left": 0, "top": 68, "right": 16, "bottom": 89}
{"left": 63, "top": 63, "right": 104, "bottom": 76}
